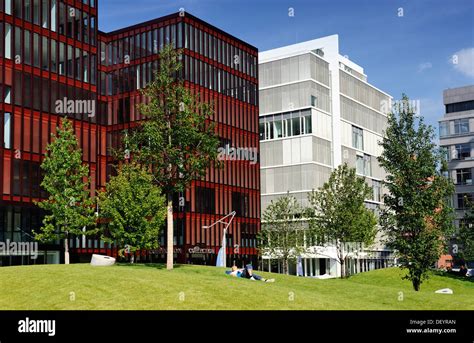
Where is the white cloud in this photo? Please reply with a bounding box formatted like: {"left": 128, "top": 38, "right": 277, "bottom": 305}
{"left": 417, "top": 62, "right": 433, "bottom": 73}
{"left": 451, "top": 48, "right": 474, "bottom": 78}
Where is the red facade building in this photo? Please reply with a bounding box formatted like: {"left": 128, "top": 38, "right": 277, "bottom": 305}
{"left": 0, "top": 1, "right": 260, "bottom": 266}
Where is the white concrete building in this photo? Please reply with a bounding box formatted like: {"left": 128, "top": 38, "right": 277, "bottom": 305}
{"left": 259, "top": 35, "right": 394, "bottom": 277}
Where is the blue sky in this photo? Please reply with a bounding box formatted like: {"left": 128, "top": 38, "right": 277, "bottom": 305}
{"left": 99, "top": 0, "right": 474, "bottom": 134}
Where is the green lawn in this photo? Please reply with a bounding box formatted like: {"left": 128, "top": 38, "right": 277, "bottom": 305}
{"left": 0, "top": 264, "right": 472, "bottom": 310}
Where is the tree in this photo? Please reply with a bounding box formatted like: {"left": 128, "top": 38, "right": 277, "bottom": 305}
{"left": 98, "top": 163, "right": 166, "bottom": 262}
{"left": 35, "top": 117, "right": 97, "bottom": 264}
{"left": 259, "top": 193, "right": 306, "bottom": 275}
{"left": 125, "top": 45, "right": 220, "bottom": 270}
{"left": 456, "top": 198, "right": 474, "bottom": 262}
{"left": 307, "top": 163, "right": 378, "bottom": 278}
{"left": 378, "top": 94, "right": 455, "bottom": 291}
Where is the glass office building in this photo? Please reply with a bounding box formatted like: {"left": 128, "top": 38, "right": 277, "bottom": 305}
{"left": 0, "top": 2, "right": 260, "bottom": 266}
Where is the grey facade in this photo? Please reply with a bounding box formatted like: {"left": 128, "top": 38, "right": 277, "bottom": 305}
{"left": 439, "top": 85, "right": 474, "bottom": 229}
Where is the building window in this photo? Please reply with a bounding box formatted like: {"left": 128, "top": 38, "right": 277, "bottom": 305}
{"left": 454, "top": 119, "right": 469, "bottom": 135}
{"left": 458, "top": 193, "right": 473, "bottom": 209}
{"left": 446, "top": 100, "right": 474, "bottom": 114}
{"left": 372, "top": 180, "right": 382, "bottom": 202}
{"left": 356, "top": 154, "right": 371, "bottom": 176}
{"left": 195, "top": 187, "right": 215, "bottom": 214}
{"left": 232, "top": 192, "right": 249, "bottom": 217}
{"left": 5, "top": 0, "right": 12, "bottom": 15}
{"left": 451, "top": 144, "right": 471, "bottom": 160}
{"left": 311, "top": 95, "right": 317, "bottom": 107}
{"left": 4, "top": 86, "right": 11, "bottom": 104}
{"left": 4, "top": 112, "right": 11, "bottom": 149}
{"left": 364, "top": 154, "right": 372, "bottom": 176}
{"left": 5, "top": 23, "right": 12, "bottom": 59}
{"left": 291, "top": 117, "right": 301, "bottom": 136}
{"left": 356, "top": 155, "right": 364, "bottom": 175}
{"left": 352, "top": 126, "right": 364, "bottom": 150}
{"left": 456, "top": 169, "right": 472, "bottom": 185}
{"left": 303, "top": 114, "right": 312, "bottom": 134}
{"left": 273, "top": 120, "right": 283, "bottom": 138}
{"left": 439, "top": 122, "right": 449, "bottom": 137}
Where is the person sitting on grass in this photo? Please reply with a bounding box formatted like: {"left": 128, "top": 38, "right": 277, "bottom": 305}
{"left": 226, "top": 264, "right": 275, "bottom": 283}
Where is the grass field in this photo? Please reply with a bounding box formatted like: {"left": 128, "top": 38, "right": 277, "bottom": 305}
{"left": 0, "top": 264, "right": 472, "bottom": 310}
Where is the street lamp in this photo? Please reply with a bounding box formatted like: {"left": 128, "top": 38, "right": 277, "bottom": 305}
{"left": 203, "top": 211, "right": 236, "bottom": 268}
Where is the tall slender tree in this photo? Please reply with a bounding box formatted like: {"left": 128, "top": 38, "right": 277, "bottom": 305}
{"left": 35, "top": 117, "right": 97, "bottom": 264}
{"left": 307, "top": 163, "right": 377, "bottom": 278}
{"left": 126, "top": 45, "right": 220, "bottom": 270}
{"left": 378, "top": 94, "right": 455, "bottom": 291}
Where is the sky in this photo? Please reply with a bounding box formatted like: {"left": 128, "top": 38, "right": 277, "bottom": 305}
{"left": 98, "top": 0, "right": 474, "bottom": 136}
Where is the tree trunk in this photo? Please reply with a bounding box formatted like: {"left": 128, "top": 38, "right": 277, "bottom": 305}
{"left": 338, "top": 240, "right": 345, "bottom": 279}
{"left": 412, "top": 276, "right": 421, "bottom": 291}
{"left": 340, "top": 259, "right": 346, "bottom": 279}
{"left": 166, "top": 192, "right": 174, "bottom": 270}
{"left": 282, "top": 258, "right": 289, "bottom": 275}
{"left": 64, "top": 235, "right": 70, "bottom": 265}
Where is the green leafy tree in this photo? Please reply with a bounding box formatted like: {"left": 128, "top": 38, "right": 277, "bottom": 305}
{"left": 307, "top": 163, "right": 378, "bottom": 278}
{"left": 98, "top": 163, "right": 166, "bottom": 262}
{"left": 456, "top": 198, "right": 474, "bottom": 262}
{"left": 35, "top": 117, "right": 97, "bottom": 264}
{"left": 259, "top": 193, "right": 306, "bottom": 275}
{"left": 378, "top": 94, "right": 455, "bottom": 291}
{"left": 125, "top": 45, "right": 220, "bottom": 270}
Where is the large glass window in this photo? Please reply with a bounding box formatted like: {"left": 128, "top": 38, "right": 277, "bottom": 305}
{"left": 456, "top": 168, "right": 472, "bottom": 185}
{"left": 291, "top": 117, "right": 301, "bottom": 136}
{"left": 447, "top": 100, "right": 474, "bottom": 114}
{"left": 356, "top": 155, "right": 364, "bottom": 175}
{"left": 273, "top": 120, "right": 283, "bottom": 138}
{"left": 13, "top": 0, "right": 22, "bottom": 18}
{"left": 41, "top": 0, "right": 49, "bottom": 29}
{"left": 232, "top": 192, "right": 249, "bottom": 217}
{"left": 33, "top": 0, "right": 40, "bottom": 25}
{"left": 373, "top": 180, "right": 381, "bottom": 202}
{"left": 24, "top": 0, "right": 32, "bottom": 22}
{"left": 5, "top": 23, "right": 12, "bottom": 59}
{"left": 4, "top": 86, "right": 12, "bottom": 104}
{"left": 195, "top": 187, "right": 215, "bottom": 214}
{"left": 304, "top": 114, "right": 312, "bottom": 134}
{"left": 4, "top": 112, "right": 11, "bottom": 149}
{"left": 51, "top": 0, "right": 57, "bottom": 32}
{"left": 33, "top": 33, "right": 40, "bottom": 67}
{"left": 454, "top": 119, "right": 469, "bottom": 135}
{"left": 356, "top": 154, "right": 371, "bottom": 176}
{"left": 24, "top": 30, "right": 31, "bottom": 65}
{"left": 51, "top": 39, "right": 57, "bottom": 72}
{"left": 452, "top": 143, "right": 471, "bottom": 160}
{"left": 5, "top": 0, "right": 12, "bottom": 15}
{"left": 41, "top": 36, "right": 49, "bottom": 70}
{"left": 439, "top": 122, "right": 449, "bottom": 137}
{"left": 364, "top": 154, "right": 372, "bottom": 176}
{"left": 458, "top": 193, "right": 474, "bottom": 209}
{"left": 14, "top": 26, "right": 21, "bottom": 62}
{"left": 352, "top": 126, "right": 364, "bottom": 150}
{"left": 58, "top": 42, "right": 65, "bottom": 75}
